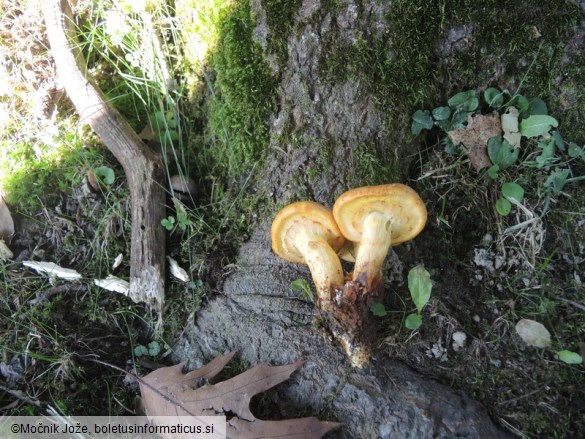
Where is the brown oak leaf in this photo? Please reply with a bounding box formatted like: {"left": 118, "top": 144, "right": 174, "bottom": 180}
{"left": 447, "top": 112, "right": 502, "bottom": 171}
{"left": 139, "top": 352, "right": 342, "bottom": 438}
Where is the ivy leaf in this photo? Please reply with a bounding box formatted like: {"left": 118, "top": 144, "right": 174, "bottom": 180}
{"left": 484, "top": 87, "right": 504, "bottom": 108}
{"left": 520, "top": 115, "right": 559, "bottom": 138}
{"left": 507, "top": 94, "right": 530, "bottom": 113}
{"left": 487, "top": 136, "right": 519, "bottom": 169}
{"left": 448, "top": 90, "right": 479, "bottom": 112}
{"left": 527, "top": 98, "right": 548, "bottom": 116}
{"left": 432, "top": 106, "right": 451, "bottom": 121}
{"left": 411, "top": 110, "right": 433, "bottom": 134}
{"left": 408, "top": 265, "right": 432, "bottom": 314}
{"left": 556, "top": 350, "right": 583, "bottom": 365}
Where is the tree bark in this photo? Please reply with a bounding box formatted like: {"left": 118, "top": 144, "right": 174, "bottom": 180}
{"left": 43, "top": 0, "right": 166, "bottom": 312}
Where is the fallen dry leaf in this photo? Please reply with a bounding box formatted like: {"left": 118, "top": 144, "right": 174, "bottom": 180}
{"left": 448, "top": 112, "right": 502, "bottom": 171}
{"left": 140, "top": 352, "right": 342, "bottom": 439}
{"left": 501, "top": 106, "right": 521, "bottom": 148}
{"left": 0, "top": 195, "right": 15, "bottom": 239}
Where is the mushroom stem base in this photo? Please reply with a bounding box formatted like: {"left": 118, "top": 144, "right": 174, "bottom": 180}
{"left": 326, "top": 279, "right": 382, "bottom": 368}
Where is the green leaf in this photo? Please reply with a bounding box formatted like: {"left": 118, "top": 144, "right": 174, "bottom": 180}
{"left": 484, "top": 87, "right": 504, "bottom": 108}
{"left": 568, "top": 142, "right": 583, "bottom": 158}
{"left": 556, "top": 350, "right": 583, "bottom": 365}
{"left": 405, "top": 313, "right": 422, "bottom": 330}
{"left": 291, "top": 279, "right": 310, "bottom": 292}
{"left": 451, "top": 109, "right": 473, "bottom": 129}
{"left": 487, "top": 164, "right": 500, "bottom": 179}
{"left": 371, "top": 303, "right": 388, "bottom": 317}
{"left": 546, "top": 168, "right": 570, "bottom": 194}
{"left": 527, "top": 98, "right": 548, "bottom": 116}
{"left": 133, "top": 345, "right": 148, "bottom": 357}
{"left": 408, "top": 265, "right": 432, "bottom": 314}
{"left": 507, "top": 94, "right": 530, "bottom": 113}
{"left": 432, "top": 106, "right": 451, "bottom": 121}
{"left": 161, "top": 216, "right": 175, "bottom": 231}
{"left": 448, "top": 90, "right": 478, "bottom": 111}
{"left": 436, "top": 118, "right": 452, "bottom": 131}
{"left": 495, "top": 198, "right": 512, "bottom": 216}
{"left": 502, "top": 182, "right": 524, "bottom": 203}
{"left": 94, "top": 166, "right": 115, "bottom": 185}
{"left": 520, "top": 115, "right": 559, "bottom": 138}
{"left": 443, "top": 137, "right": 458, "bottom": 155}
{"left": 487, "top": 136, "right": 519, "bottom": 169}
{"left": 411, "top": 110, "right": 433, "bottom": 135}
{"left": 147, "top": 341, "right": 161, "bottom": 356}
{"left": 551, "top": 130, "right": 564, "bottom": 151}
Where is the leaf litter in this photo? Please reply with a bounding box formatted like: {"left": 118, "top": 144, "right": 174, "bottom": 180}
{"left": 447, "top": 112, "right": 502, "bottom": 171}
{"left": 139, "top": 352, "right": 342, "bottom": 438}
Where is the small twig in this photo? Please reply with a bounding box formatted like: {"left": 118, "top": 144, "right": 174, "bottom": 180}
{"left": 28, "top": 283, "right": 88, "bottom": 306}
{"left": 556, "top": 296, "right": 585, "bottom": 311}
{"left": 498, "top": 381, "right": 550, "bottom": 406}
{"left": 0, "top": 386, "right": 42, "bottom": 408}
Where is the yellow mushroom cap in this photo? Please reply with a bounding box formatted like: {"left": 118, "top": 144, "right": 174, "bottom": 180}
{"left": 333, "top": 183, "right": 427, "bottom": 245}
{"left": 271, "top": 201, "right": 345, "bottom": 263}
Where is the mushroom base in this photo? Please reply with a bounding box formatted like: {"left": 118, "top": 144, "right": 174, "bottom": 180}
{"left": 326, "top": 277, "right": 382, "bottom": 368}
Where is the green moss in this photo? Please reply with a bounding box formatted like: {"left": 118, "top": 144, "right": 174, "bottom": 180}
{"left": 320, "top": 0, "right": 443, "bottom": 128}
{"left": 320, "top": 0, "right": 581, "bottom": 135}
{"left": 208, "top": 1, "right": 278, "bottom": 177}
{"left": 262, "top": 0, "right": 303, "bottom": 64}
{"left": 348, "top": 142, "right": 400, "bottom": 188}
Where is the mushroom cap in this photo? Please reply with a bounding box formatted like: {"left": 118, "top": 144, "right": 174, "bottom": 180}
{"left": 271, "top": 201, "right": 345, "bottom": 264}
{"left": 333, "top": 183, "right": 427, "bottom": 245}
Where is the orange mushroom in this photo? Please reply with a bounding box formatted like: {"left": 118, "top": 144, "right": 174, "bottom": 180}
{"left": 271, "top": 201, "right": 345, "bottom": 306}
{"left": 333, "top": 184, "right": 427, "bottom": 291}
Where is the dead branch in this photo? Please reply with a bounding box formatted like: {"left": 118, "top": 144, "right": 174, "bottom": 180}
{"left": 43, "top": 0, "right": 166, "bottom": 314}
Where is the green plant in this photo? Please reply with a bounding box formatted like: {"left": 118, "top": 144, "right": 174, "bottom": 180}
{"left": 495, "top": 182, "right": 525, "bottom": 216}
{"left": 412, "top": 87, "right": 584, "bottom": 222}
{"left": 133, "top": 341, "right": 161, "bottom": 358}
{"left": 515, "top": 319, "right": 583, "bottom": 365}
{"left": 93, "top": 166, "right": 116, "bottom": 185}
{"left": 290, "top": 278, "right": 314, "bottom": 302}
{"left": 370, "top": 302, "right": 387, "bottom": 317}
{"left": 405, "top": 265, "right": 432, "bottom": 330}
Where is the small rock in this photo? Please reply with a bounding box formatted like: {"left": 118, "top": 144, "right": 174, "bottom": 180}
{"left": 472, "top": 314, "right": 481, "bottom": 323}
{"left": 452, "top": 331, "right": 467, "bottom": 352}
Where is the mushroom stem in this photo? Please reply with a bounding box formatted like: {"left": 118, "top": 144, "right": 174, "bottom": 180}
{"left": 293, "top": 229, "right": 344, "bottom": 305}
{"left": 352, "top": 211, "right": 393, "bottom": 290}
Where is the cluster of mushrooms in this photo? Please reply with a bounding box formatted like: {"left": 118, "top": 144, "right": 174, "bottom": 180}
{"left": 271, "top": 183, "right": 427, "bottom": 367}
